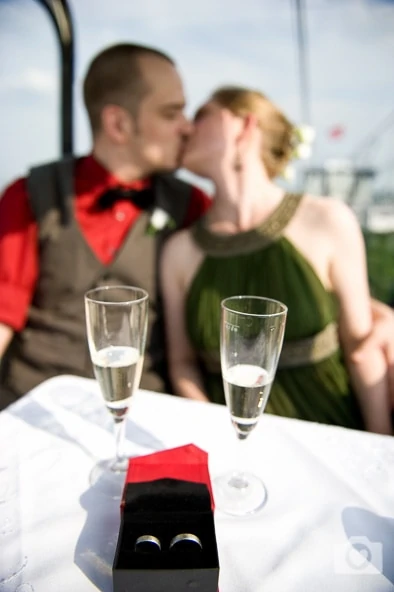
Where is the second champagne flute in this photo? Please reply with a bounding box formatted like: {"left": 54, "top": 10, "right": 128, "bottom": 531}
{"left": 85, "top": 285, "right": 148, "bottom": 497}
{"left": 214, "top": 295, "right": 287, "bottom": 516}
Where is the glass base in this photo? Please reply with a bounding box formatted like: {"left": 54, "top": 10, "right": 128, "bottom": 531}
{"left": 89, "top": 457, "right": 129, "bottom": 499}
{"left": 213, "top": 470, "right": 267, "bottom": 516}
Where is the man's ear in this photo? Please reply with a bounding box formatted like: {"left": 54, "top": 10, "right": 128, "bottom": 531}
{"left": 101, "top": 104, "right": 134, "bottom": 144}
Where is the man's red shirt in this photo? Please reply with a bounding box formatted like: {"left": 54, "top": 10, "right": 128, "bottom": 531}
{"left": 0, "top": 155, "right": 211, "bottom": 331}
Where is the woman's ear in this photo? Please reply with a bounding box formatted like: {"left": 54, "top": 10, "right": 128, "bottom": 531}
{"left": 243, "top": 113, "right": 258, "bottom": 137}
{"left": 236, "top": 113, "right": 258, "bottom": 153}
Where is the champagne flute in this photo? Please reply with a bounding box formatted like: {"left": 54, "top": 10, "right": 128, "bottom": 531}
{"left": 214, "top": 295, "right": 287, "bottom": 516}
{"left": 85, "top": 285, "right": 148, "bottom": 497}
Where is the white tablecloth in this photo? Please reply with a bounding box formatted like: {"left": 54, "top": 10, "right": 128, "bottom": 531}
{"left": 1, "top": 375, "right": 394, "bottom": 592}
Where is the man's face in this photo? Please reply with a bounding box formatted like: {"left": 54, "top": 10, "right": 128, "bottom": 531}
{"left": 128, "top": 56, "right": 191, "bottom": 174}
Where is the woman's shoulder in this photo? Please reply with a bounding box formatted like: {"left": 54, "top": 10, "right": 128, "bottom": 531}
{"left": 162, "top": 229, "right": 189, "bottom": 262}
{"left": 164, "top": 228, "right": 196, "bottom": 254}
{"left": 298, "top": 193, "right": 362, "bottom": 236}
{"left": 161, "top": 228, "right": 206, "bottom": 291}
{"left": 161, "top": 228, "right": 202, "bottom": 270}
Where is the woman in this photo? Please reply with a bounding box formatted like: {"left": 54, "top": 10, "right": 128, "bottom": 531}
{"left": 161, "top": 86, "right": 392, "bottom": 434}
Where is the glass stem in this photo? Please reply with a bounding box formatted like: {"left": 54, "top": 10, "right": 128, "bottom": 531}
{"left": 113, "top": 417, "right": 126, "bottom": 466}
{"left": 229, "top": 436, "right": 249, "bottom": 489}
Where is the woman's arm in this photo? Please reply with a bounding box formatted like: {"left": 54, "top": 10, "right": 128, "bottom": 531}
{"left": 352, "top": 298, "right": 394, "bottom": 408}
{"left": 327, "top": 200, "right": 392, "bottom": 434}
{"left": 160, "top": 232, "right": 209, "bottom": 402}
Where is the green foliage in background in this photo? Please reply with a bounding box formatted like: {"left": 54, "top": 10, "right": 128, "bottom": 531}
{"left": 364, "top": 231, "right": 394, "bottom": 306}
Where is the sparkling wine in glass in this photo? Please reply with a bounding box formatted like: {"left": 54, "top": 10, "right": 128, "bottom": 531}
{"left": 214, "top": 295, "right": 287, "bottom": 516}
{"left": 85, "top": 286, "right": 148, "bottom": 497}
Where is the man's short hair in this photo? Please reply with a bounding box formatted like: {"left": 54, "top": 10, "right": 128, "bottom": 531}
{"left": 83, "top": 43, "right": 175, "bottom": 135}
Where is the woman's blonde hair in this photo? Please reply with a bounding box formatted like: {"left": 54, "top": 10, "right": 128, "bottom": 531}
{"left": 211, "top": 86, "right": 294, "bottom": 179}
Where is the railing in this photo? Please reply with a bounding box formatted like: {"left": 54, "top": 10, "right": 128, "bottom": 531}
{"left": 35, "top": 0, "right": 75, "bottom": 156}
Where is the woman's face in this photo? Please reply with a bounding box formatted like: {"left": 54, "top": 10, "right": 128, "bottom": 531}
{"left": 181, "top": 101, "right": 239, "bottom": 177}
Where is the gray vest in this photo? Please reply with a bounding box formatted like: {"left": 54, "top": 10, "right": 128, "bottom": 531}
{"left": 0, "top": 157, "right": 192, "bottom": 408}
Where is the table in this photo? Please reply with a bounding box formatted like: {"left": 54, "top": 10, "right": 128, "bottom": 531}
{"left": 1, "top": 375, "right": 394, "bottom": 592}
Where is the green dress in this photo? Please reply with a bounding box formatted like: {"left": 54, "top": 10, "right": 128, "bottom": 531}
{"left": 185, "top": 194, "right": 364, "bottom": 430}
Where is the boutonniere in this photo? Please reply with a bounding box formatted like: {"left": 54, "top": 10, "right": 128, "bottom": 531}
{"left": 146, "top": 207, "right": 176, "bottom": 236}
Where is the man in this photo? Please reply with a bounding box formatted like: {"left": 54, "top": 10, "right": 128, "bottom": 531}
{"left": 0, "top": 43, "right": 211, "bottom": 409}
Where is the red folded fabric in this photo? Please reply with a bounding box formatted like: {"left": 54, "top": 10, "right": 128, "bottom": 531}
{"left": 124, "top": 444, "right": 214, "bottom": 510}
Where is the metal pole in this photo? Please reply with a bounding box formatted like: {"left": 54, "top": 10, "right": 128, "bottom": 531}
{"left": 294, "top": 0, "right": 311, "bottom": 124}
{"left": 34, "top": 0, "right": 75, "bottom": 156}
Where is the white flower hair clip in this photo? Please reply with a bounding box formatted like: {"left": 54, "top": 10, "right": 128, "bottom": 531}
{"left": 281, "top": 164, "right": 296, "bottom": 182}
{"left": 292, "top": 124, "right": 316, "bottom": 161}
{"left": 281, "top": 124, "right": 316, "bottom": 181}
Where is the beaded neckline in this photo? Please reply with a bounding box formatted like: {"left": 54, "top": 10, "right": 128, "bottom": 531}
{"left": 191, "top": 193, "right": 303, "bottom": 257}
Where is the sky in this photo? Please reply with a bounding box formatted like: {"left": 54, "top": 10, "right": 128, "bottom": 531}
{"left": 0, "top": 0, "right": 393, "bottom": 193}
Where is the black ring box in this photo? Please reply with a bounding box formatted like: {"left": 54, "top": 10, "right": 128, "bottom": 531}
{"left": 113, "top": 468, "right": 219, "bottom": 591}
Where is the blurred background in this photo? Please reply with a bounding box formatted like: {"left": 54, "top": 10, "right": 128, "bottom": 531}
{"left": 1, "top": 0, "right": 393, "bottom": 302}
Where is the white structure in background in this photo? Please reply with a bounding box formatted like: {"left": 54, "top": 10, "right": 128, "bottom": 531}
{"left": 303, "top": 158, "right": 394, "bottom": 231}
{"left": 365, "top": 207, "right": 394, "bottom": 232}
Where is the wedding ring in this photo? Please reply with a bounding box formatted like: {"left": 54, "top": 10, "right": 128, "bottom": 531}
{"left": 134, "top": 535, "right": 161, "bottom": 553}
{"left": 169, "top": 533, "right": 203, "bottom": 551}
